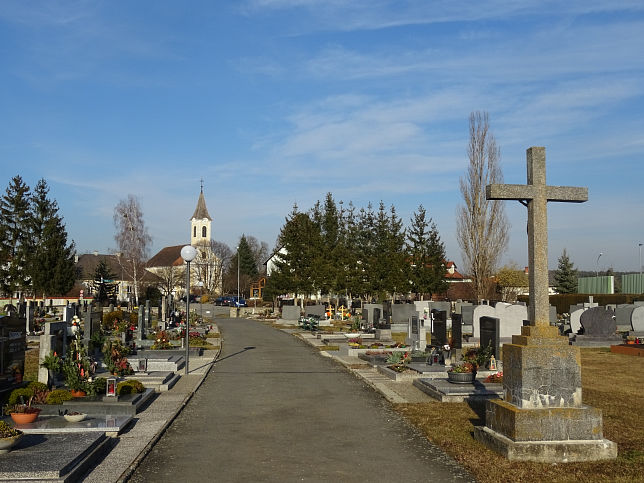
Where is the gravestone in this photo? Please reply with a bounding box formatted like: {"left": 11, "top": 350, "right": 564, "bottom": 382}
{"left": 474, "top": 146, "right": 615, "bottom": 462}
{"left": 83, "top": 309, "right": 101, "bottom": 348}
{"left": 451, "top": 313, "right": 463, "bottom": 350}
{"left": 569, "top": 308, "right": 586, "bottom": 335}
{"left": 549, "top": 305, "right": 557, "bottom": 325}
{"left": 430, "top": 301, "right": 452, "bottom": 314}
{"left": 406, "top": 315, "right": 426, "bottom": 351}
{"left": 38, "top": 321, "right": 67, "bottom": 384}
{"left": 431, "top": 310, "right": 447, "bottom": 347}
{"left": 461, "top": 305, "right": 474, "bottom": 335}
{"left": 480, "top": 316, "right": 500, "bottom": 359}
{"left": 391, "top": 303, "right": 416, "bottom": 324}
{"left": 25, "top": 301, "right": 34, "bottom": 334}
{"left": 454, "top": 300, "right": 472, "bottom": 315}
{"left": 615, "top": 304, "right": 634, "bottom": 332}
{"left": 281, "top": 305, "right": 300, "bottom": 321}
{"left": 498, "top": 304, "right": 528, "bottom": 338}
{"left": 62, "top": 305, "right": 75, "bottom": 322}
{"left": 0, "top": 315, "right": 26, "bottom": 388}
{"left": 382, "top": 301, "right": 392, "bottom": 326}
{"left": 305, "top": 305, "right": 325, "bottom": 318}
{"left": 137, "top": 306, "right": 145, "bottom": 340}
{"left": 161, "top": 296, "right": 167, "bottom": 322}
{"left": 580, "top": 307, "right": 616, "bottom": 338}
{"left": 472, "top": 304, "right": 496, "bottom": 338}
{"left": 145, "top": 300, "right": 151, "bottom": 330}
{"left": 630, "top": 306, "right": 644, "bottom": 335}
{"left": 362, "top": 304, "right": 384, "bottom": 326}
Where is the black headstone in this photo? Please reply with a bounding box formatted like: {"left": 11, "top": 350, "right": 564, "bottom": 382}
{"left": 411, "top": 315, "right": 419, "bottom": 335}
{"left": 451, "top": 313, "right": 463, "bottom": 349}
{"left": 432, "top": 310, "right": 447, "bottom": 346}
{"left": 480, "top": 316, "right": 500, "bottom": 359}
{"left": 580, "top": 307, "right": 616, "bottom": 337}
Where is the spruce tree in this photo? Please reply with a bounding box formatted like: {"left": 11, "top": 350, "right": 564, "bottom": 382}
{"left": 554, "top": 248, "right": 578, "bottom": 294}
{"left": 91, "top": 260, "right": 119, "bottom": 304}
{"left": 0, "top": 176, "right": 32, "bottom": 298}
{"left": 28, "top": 179, "right": 76, "bottom": 297}
{"left": 407, "top": 205, "right": 449, "bottom": 299}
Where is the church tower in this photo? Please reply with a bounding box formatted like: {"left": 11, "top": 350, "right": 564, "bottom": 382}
{"left": 190, "top": 181, "right": 212, "bottom": 247}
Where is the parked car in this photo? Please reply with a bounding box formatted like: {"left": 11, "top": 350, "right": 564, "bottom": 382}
{"left": 230, "top": 296, "right": 247, "bottom": 307}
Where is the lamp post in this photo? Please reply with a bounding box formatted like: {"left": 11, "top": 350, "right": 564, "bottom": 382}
{"left": 237, "top": 247, "right": 240, "bottom": 318}
{"left": 181, "top": 245, "right": 197, "bottom": 375}
{"left": 595, "top": 252, "right": 603, "bottom": 277}
{"left": 639, "top": 243, "right": 643, "bottom": 294}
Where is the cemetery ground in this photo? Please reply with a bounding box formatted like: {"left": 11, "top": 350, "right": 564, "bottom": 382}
{"left": 284, "top": 321, "right": 644, "bottom": 483}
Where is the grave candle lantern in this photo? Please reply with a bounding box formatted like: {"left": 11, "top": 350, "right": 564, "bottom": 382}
{"left": 106, "top": 378, "right": 117, "bottom": 397}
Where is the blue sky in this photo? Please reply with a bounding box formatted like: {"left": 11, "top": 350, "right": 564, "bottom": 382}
{"left": 1, "top": 1, "right": 643, "bottom": 273}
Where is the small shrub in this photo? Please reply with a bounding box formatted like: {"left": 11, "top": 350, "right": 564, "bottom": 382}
{"left": 0, "top": 420, "right": 21, "bottom": 438}
{"left": 117, "top": 379, "right": 145, "bottom": 396}
{"left": 205, "top": 332, "right": 221, "bottom": 338}
{"left": 103, "top": 310, "right": 124, "bottom": 329}
{"left": 27, "top": 381, "right": 48, "bottom": 392}
{"left": 8, "top": 388, "right": 34, "bottom": 406}
{"left": 46, "top": 389, "right": 73, "bottom": 405}
{"left": 200, "top": 294, "right": 210, "bottom": 304}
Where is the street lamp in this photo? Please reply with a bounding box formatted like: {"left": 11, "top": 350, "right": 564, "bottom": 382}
{"left": 595, "top": 252, "right": 603, "bottom": 277}
{"left": 181, "top": 245, "right": 197, "bottom": 375}
{"left": 237, "top": 247, "right": 240, "bottom": 318}
{"left": 639, "top": 243, "right": 643, "bottom": 294}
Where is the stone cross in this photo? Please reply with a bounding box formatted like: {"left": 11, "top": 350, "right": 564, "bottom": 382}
{"left": 486, "top": 147, "right": 587, "bottom": 326}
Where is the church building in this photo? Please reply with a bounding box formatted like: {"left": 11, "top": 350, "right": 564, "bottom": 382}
{"left": 146, "top": 186, "right": 220, "bottom": 297}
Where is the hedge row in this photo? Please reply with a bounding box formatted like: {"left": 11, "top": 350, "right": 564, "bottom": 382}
{"left": 517, "top": 293, "right": 644, "bottom": 314}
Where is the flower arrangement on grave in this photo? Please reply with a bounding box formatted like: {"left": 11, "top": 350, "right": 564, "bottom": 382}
{"left": 484, "top": 371, "right": 503, "bottom": 383}
{"left": 189, "top": 331, "right": 209, "bottom": 347}
{"left": 41, "top": 351, "right": 62, "bottom": 373}
{"left": 386, "top": 342, "right": 408, "bottom": 348}
{"left": 386, "top": 351, "right": 411, "bottom": 372}
{"left": 63, "top": 333, "right": 92, "bottom": 393}
{"left": 348, "top": 337, "right": 364, "bottom": 349}
{"left": 151, "top": 330, "right": 172, "bottom": 350}
{"left": 102, "top": 339, "right": 134, "bottom": 376}
{"left": 0, "top": 420, "right": 21, "bottom": 439}
{"left": 448, "top": 361, "right": 477, "bottom": 373}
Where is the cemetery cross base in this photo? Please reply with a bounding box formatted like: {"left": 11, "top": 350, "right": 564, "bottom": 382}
{"left": 473, "top": 147, "right": 616, "bottom": 462}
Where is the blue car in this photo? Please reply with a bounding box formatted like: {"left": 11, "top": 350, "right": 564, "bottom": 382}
{"left": 230, "top": 296, "right": 247, "bottom": 307}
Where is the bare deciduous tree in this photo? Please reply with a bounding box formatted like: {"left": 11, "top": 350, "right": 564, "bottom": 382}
{"left": 457, "top": 111, "right": 509, "bottom": 300}
{"left": 114, "top": 195, "right": 152, "bottom": 304}
{"left": 157, "top": 265, "right": 184, "bottom": 297}
{"left": 193, "top": 240, "right": 232, "bottom": 295}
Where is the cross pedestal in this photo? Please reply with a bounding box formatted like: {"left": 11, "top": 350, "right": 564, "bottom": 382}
{"left": 473, "top": 147, "right": 616, "bottom": 462}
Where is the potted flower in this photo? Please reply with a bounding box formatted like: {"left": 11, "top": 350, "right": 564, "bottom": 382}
{"left": 0, "top": 421, "right": 23, "bottom": 454}
{"left": 447, "top": 361, "right": 477, "bottom": 383}
{"left": 4, "top": 397, "right": 41, "bottom": 424}
{"left": 41, "top": 351, "right": 62, "bottom": 388}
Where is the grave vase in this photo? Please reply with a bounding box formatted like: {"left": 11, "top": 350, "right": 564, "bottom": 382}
{"left": 10, "top": 411, "right": 40, "bottom": 424}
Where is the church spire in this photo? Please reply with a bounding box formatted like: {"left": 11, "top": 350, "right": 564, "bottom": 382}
{"left": 191, "top": 185, "right": 212, "bottom": 221}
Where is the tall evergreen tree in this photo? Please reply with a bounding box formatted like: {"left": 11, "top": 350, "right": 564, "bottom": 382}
{"left": 0, "top": 176, "right": 32, "bottom": 298}
{"left": 407, "top": 205, "right": 449, "bottom": 299}
{"left": 554, "top": 248, "right": 578, "bottom": 294}
{"left": 371, "top": 202, "right": 406, "bottom": 300}
{"left": 28, "top": 179, "right": 76, "bottom": 297}
{"left": 269, "top": 204, "right": 321, "bottom": 306}
{"left": 91, "top": 260, "right": 119, "bottom": 305}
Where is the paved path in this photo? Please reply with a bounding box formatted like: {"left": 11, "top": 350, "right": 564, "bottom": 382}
{"left": 130, "top": 319, "right": 473, "bottom": 482}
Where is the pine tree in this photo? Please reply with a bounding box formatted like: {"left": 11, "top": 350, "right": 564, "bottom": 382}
{"left": 269, "top": 204, "right": 321, "bottom": 305}
{"left": 91, "top": 260, "right": 119, "bottom": 304}
{"left": 28, "top": 179, "right": 76, "bottom": 297}
{"left": 554, "top": 249, "right": 578, "bottom": 294}
{"left": 0, "top": 176, "right": 32, "bottom": 298}
{"left": 371, "top": 202, "right": 406, "bottom": 300}
{"left": 407, "top": 205, "right": 449, "bottom": 299}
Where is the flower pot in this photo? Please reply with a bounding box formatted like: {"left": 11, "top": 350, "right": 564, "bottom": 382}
{"left": 447, "top": 371, "right": 475, "bottom": 384}
{"left": 0, "top": 434, "right": 23, "bottom": 454}
{"left": 64, "top": 413, "right": 87, "bottom": 423}
{"left": 70, "top": 390, "right": 87, "bottom": 398}
{"left": 10, "top": 411, "right": 40, "bottom": 424}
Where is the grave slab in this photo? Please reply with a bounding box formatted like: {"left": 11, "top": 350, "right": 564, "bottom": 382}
{"left": 413, "top": 378, "right": 503, "bottom": 403}
{"left": 12, "top": 415, "right": 132, "bottom": 437}
{"left": 0, "top": 432, "right": 111, "bottom": 481}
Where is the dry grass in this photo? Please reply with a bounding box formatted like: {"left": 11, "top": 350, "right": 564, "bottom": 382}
{"left": 394, "top": 348, "right": 644, "bottom": 483}
{"left": 24, "top": 345, "right": 40, "bottom": 382}
{"left": 317, "top": 345, "right": 339, "bottom": 351}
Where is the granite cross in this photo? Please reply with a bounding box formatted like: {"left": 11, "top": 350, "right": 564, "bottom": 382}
{"left": 486, "top": 147, "right": 587, "bottom": 327}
